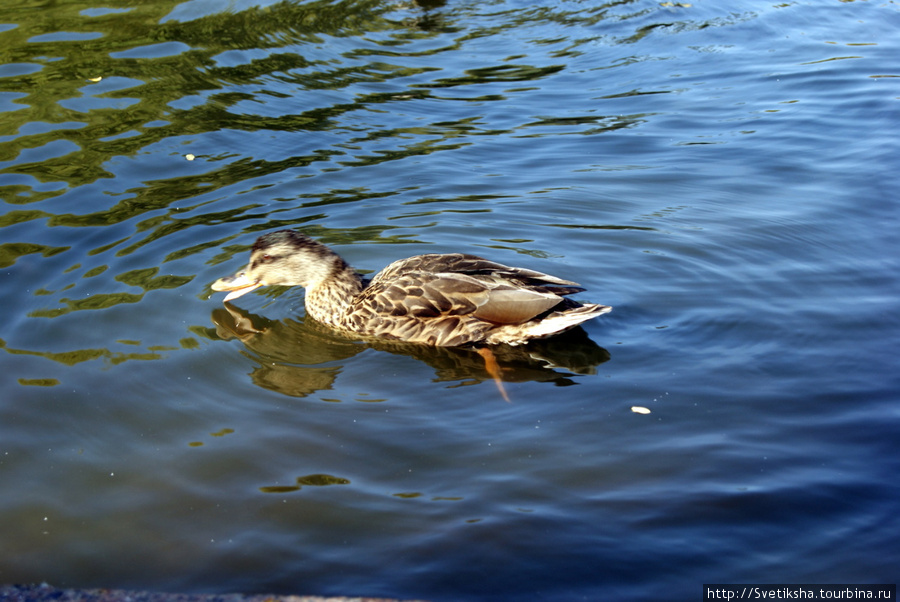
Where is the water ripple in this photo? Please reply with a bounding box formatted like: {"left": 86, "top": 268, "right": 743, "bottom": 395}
{"left": 1, "top": 0, "right": 898, "bottom": 598}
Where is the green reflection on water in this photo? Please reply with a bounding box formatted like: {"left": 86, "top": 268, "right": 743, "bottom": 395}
{"left": 27, "top": 292, "right": 143, "bottom": 317}
{"left": 0, "top": 0, "right": 412, "bottom": 202}
{"left": 0, "top": 209, "right": 51, "bottom": 228}
{"left": 0, "top": 338, "right": 164, "bottom": 366}
{"left": 259, "top": 473, "right": 351, "bottom": 493}
{"left": 21, "top": 267, "right": 195, "bottom": 318}
{"left": 17, "top": 378, "right": 61, "bottom": 387}
{"left": 0, "top": 242, "right": 70, "bottom": 268}
{"left": 115, "top": 267, "right": 194, "bottom": 290}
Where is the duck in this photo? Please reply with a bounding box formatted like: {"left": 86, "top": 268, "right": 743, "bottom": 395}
{"left": 211, "top": 229, "right": 611, "bottom": 348}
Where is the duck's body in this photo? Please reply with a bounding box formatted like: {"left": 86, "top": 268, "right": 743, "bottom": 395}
{"left": 211, "top": 230, "right": 611, "bottom": 347}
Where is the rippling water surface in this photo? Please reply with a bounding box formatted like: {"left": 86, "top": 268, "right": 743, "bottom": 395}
{"left": 1, "top": 0, "right": 898, "bottom": 600}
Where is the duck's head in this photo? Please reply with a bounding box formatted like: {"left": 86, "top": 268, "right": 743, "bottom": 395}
{"left": 211, "top": 230, "right": 345, "bottom": 302}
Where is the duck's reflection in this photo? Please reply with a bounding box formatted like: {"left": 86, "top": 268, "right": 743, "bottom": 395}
{"left": 211, "top": 303, "right": 610, "bottom": 399}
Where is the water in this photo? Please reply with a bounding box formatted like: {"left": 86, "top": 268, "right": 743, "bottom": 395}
{"left": 1, "top": 0, "right": 898, "bottom": 600}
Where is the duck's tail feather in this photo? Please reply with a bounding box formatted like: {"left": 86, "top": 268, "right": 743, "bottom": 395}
{"left": 485, "top": 303, "right": 612, "bottom": 345}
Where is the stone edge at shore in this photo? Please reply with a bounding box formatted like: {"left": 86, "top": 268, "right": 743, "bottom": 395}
{"left": 0, "top": 584, "right": 426, "bottom": 602}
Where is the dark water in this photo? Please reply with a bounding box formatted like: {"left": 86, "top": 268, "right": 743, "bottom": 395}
{"left": 1, "top": 0, "right": 898, "bottom": 600}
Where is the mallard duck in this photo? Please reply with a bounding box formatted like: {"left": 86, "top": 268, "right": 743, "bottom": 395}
{"left": 211, "top": 230, "right": 611, "bottom": 347}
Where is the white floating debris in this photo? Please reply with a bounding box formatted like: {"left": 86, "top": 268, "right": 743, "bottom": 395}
{"left": 184, "top": 154, "right": 195, "bottom": 161}
{"left": 88, "top": 76, "right": 102, "bottom": 82}
{"left": 631, "top": 406, "right": 651, "bottom": 414}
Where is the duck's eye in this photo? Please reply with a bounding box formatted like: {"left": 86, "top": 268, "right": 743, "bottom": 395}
{"left": 251, "top": 254, "right": 275, "bottom": 270}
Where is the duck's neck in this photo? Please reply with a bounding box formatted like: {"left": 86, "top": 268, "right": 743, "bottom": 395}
{"left": 304, "top": 259, "right": 365, "bottom": 329}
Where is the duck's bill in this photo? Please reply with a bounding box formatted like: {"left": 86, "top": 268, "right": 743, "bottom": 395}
{"left": 211, "top": 271, "right": 263, "bottom": 302}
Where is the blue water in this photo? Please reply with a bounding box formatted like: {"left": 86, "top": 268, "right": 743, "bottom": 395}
{"left": 1, "top": 0, "right": 899, "bottom": 600}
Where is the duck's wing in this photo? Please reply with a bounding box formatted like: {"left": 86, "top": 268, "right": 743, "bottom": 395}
{"left": 363, "top": 270, "right": 569, "bottom": 326}
{"left": 372, "top": 253, "right": 584, "bottom": 291}
{"left": 349, "top": 254, "right": 607, "bottom": 346}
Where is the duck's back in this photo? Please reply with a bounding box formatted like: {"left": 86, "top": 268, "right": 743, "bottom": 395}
{"left": 336, "top": 253, "right": 603, "bottom": 346}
